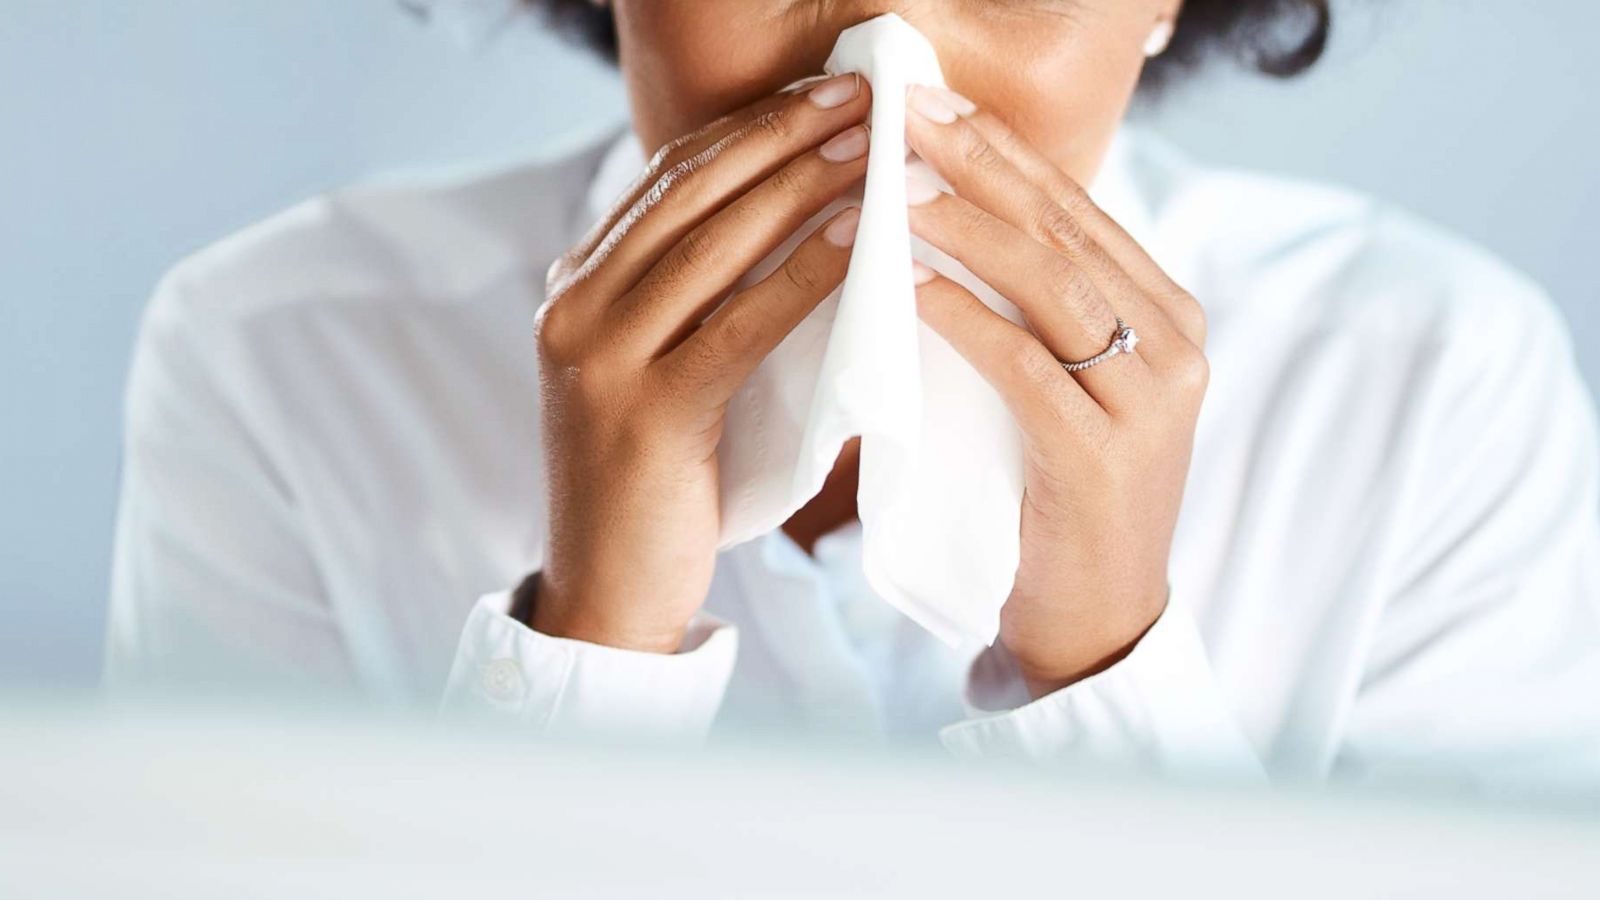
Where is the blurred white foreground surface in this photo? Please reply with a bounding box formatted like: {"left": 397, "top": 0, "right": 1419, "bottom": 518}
{"left": 1, "top": 705, "right": 1597, "bottom": 898}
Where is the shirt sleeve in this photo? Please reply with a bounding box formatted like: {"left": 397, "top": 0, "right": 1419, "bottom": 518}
{"left": 440, "top": 591, "right": 739, "bottom": 745}
{"left": 108, "top": 274, "right": 741, "bottom": 744}
{"left": 105, "top": 274, "right": 359, "bottom": 698}
{"left": 938, "top": 599, "right": 1267, "bottom": 782}
{"left": 940, "top": 288, "right": 1600, "bottom": 794}
{"left": 1330, "top": 288, "right": 1600, "bottom": 796}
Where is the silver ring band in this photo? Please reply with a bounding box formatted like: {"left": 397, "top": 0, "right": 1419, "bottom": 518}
{"left": 1059, "top": 317, "right": 1140, "bottom": 373}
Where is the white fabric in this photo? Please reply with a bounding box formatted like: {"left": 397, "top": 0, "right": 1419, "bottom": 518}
{"left": 442, "top": 592, "right": 736, "bottom": 745}
{"left": 106, "top": 117, "right": 1600, "bottom": 791}
{"left": 721, "top": 14, "right": 1023, "bottom": 645}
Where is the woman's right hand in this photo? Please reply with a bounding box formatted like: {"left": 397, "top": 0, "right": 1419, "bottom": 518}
{"left": 529, "top": 73, "right": 872, "bottom": 652}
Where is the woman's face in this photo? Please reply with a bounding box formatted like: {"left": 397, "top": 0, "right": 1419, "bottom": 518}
{"left": 607, "top": 0, "right": 1180, "bottom": 184}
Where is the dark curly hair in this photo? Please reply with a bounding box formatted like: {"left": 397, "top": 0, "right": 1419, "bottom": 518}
{"left": 521, "top": 0, "right": 1331, "bottom": 94}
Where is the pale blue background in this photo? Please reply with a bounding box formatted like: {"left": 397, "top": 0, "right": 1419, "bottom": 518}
{"left": 3, "top": 1, "right": 1597, "bottom": 686}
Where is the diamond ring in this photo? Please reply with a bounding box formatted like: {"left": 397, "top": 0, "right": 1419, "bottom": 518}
{"left": 1059, "top": 317, "right": 1140, "bottom": 373}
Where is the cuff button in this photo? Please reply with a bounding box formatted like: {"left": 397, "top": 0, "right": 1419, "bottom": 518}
{"left": 481, "top": 658, "right": 526, "bottom": 703}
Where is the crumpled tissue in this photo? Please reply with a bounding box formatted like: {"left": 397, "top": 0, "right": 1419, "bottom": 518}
{"left": 716, "top": 13, "right": 1027, "bottom": 646}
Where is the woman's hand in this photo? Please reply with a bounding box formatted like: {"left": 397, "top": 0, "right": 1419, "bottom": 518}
{"left": 532, "top": 74, "right": 871, "bottom": 652}
{"left": 903, "top": 86, "right": 1210, "bottom": 699}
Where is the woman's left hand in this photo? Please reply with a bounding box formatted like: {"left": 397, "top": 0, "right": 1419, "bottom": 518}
{"left": 903, "top": 86, "right": 1210, "bottom": 700}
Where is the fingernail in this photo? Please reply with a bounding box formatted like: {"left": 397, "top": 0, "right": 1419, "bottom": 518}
{"left": 824, "top": 207, "right": 861, "bottom": 247}
{"left": 819, "top": 125, "right": 869, "bottom": 162}
{"left": 905, "top": 175, "right": 943, "bottom": 206}
{"left": 932, "top": 85, "right": 977, "bottom": 116}
{"left": 907, "top": 84, "right": 959, "bottom": 124}
{"left": 779, "top": 73, "right": 830, "bottom": 94}
{"left": 808, "top": 73, "right": 860, "bottom": 109}
{"left": 912, "top": 261, "right": 937, "bottom": 285}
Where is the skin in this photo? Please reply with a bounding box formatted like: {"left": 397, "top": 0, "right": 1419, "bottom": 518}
{"left": 534, "top": 0, "right": 1204, "bottom": 699}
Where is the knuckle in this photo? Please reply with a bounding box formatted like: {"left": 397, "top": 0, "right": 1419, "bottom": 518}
{"left": 766, "top": 158, "right": 812, "bottom": 202}
{"left": 675, "top": 226, "right": 720, "bottom": 275}
{"left": 1171, "top": 289, "right": 1208, "bottom": 346}
{"left": 778, "top": 251, "right": 828, "bottom": 297}
{"left": 957, "top": 129, "right": 1004, "bottom": 173}
{"left": 648, "top": 135, "right": 688, "bottom": 172}
{"left": 647, "top": 127, "right": 710, "bottom": 177}
{"left": 645, "top": 143, "right": 680, "bottom": 180}
{"left": 545, "top": 253, "right": 577, "bottom": 295}
{"left": 710, "top": 307, "right": 756, "bottom": 354}
{"left": 636, "top": 177, "right": 671, "bottom": 217}
{"left": 750, "top": 107, "right": 796, "bottom": 143}
{"left": 649, "top": 159, "right": 694, "bottom": 205}
{"left": 642, "top": 148, "right": 713, "bottom": 214}
{"left": 1170, "top": 347, "right": 1211, "bottom": 396}
{"left": 1036, "top": 203, "right": 1091, "bottom": 258}
{"left": 533, "top": 298, "right": 577, "bottom": 361}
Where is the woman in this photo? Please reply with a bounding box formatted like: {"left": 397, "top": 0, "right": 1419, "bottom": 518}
{"left": 108, "top": 0, "right": 1600, "bottom": 790}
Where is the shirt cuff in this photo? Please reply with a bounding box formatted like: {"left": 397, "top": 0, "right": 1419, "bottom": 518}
{"left": 938, "top": 601, "right": 1267, "bottom": 782}
{"left": 440, "top": 590, "right": 738, "bottom": 745}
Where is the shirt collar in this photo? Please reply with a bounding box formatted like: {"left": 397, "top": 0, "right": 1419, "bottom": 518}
{"left": 1090, "top": 126, "right": 1161, "bottom": 256}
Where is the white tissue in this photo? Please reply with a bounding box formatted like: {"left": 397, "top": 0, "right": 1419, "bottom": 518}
{"left": 718, "top": 13, "right": 1027, "bottom": 646}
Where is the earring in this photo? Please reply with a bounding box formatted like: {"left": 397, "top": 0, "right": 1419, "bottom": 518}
{"left": 1143, "top": 19, "right": 1175, "bottom": 58}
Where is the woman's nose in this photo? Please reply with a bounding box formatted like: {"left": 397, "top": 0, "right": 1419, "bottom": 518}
{"left": 824, "top": 0, "right": 950, "bottom": 22}
{"left": 802, "top": 2, "right": 973, "bottom": 86}
{"left": 810, "top": 1, "right": 952, "bottom": 47}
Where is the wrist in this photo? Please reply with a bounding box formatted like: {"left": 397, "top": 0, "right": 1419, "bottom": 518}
{"left": 1003, "top": 582, "right": 1170, "bottom": 700}
{"left": 521, "top": 571, "right": 688, "bottom": 655}
{"left": 1011, "top": 634, "right": 1142, "bottom": 700}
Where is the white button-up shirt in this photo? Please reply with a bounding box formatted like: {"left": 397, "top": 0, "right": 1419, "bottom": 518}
{"left": 106, "top": 125, "right": 1600, "bottom": 791}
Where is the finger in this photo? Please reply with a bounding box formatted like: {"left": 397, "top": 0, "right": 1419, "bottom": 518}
{"left": 912, "top": 91, "right": 1204, "bottom": 348}
{"left": 610, "top": 123, "right": 870, "bottom": 355}
{"left": 553, "top": 78, "right": 832, "bottom": 284}
{"left": 659, "top": 206, "right": 860, "bottom": 402}
{"left": 912, "top": 264, "right": 1107, "bottom": 442}
{"left": 554, "top": 74, "right": 870, "bottom": 313}
{"left": 906, "top": 186, "right": 1155, "bottom": 414}
{"left": 904, "top": 91, "right": 1189, "bottom": 358}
